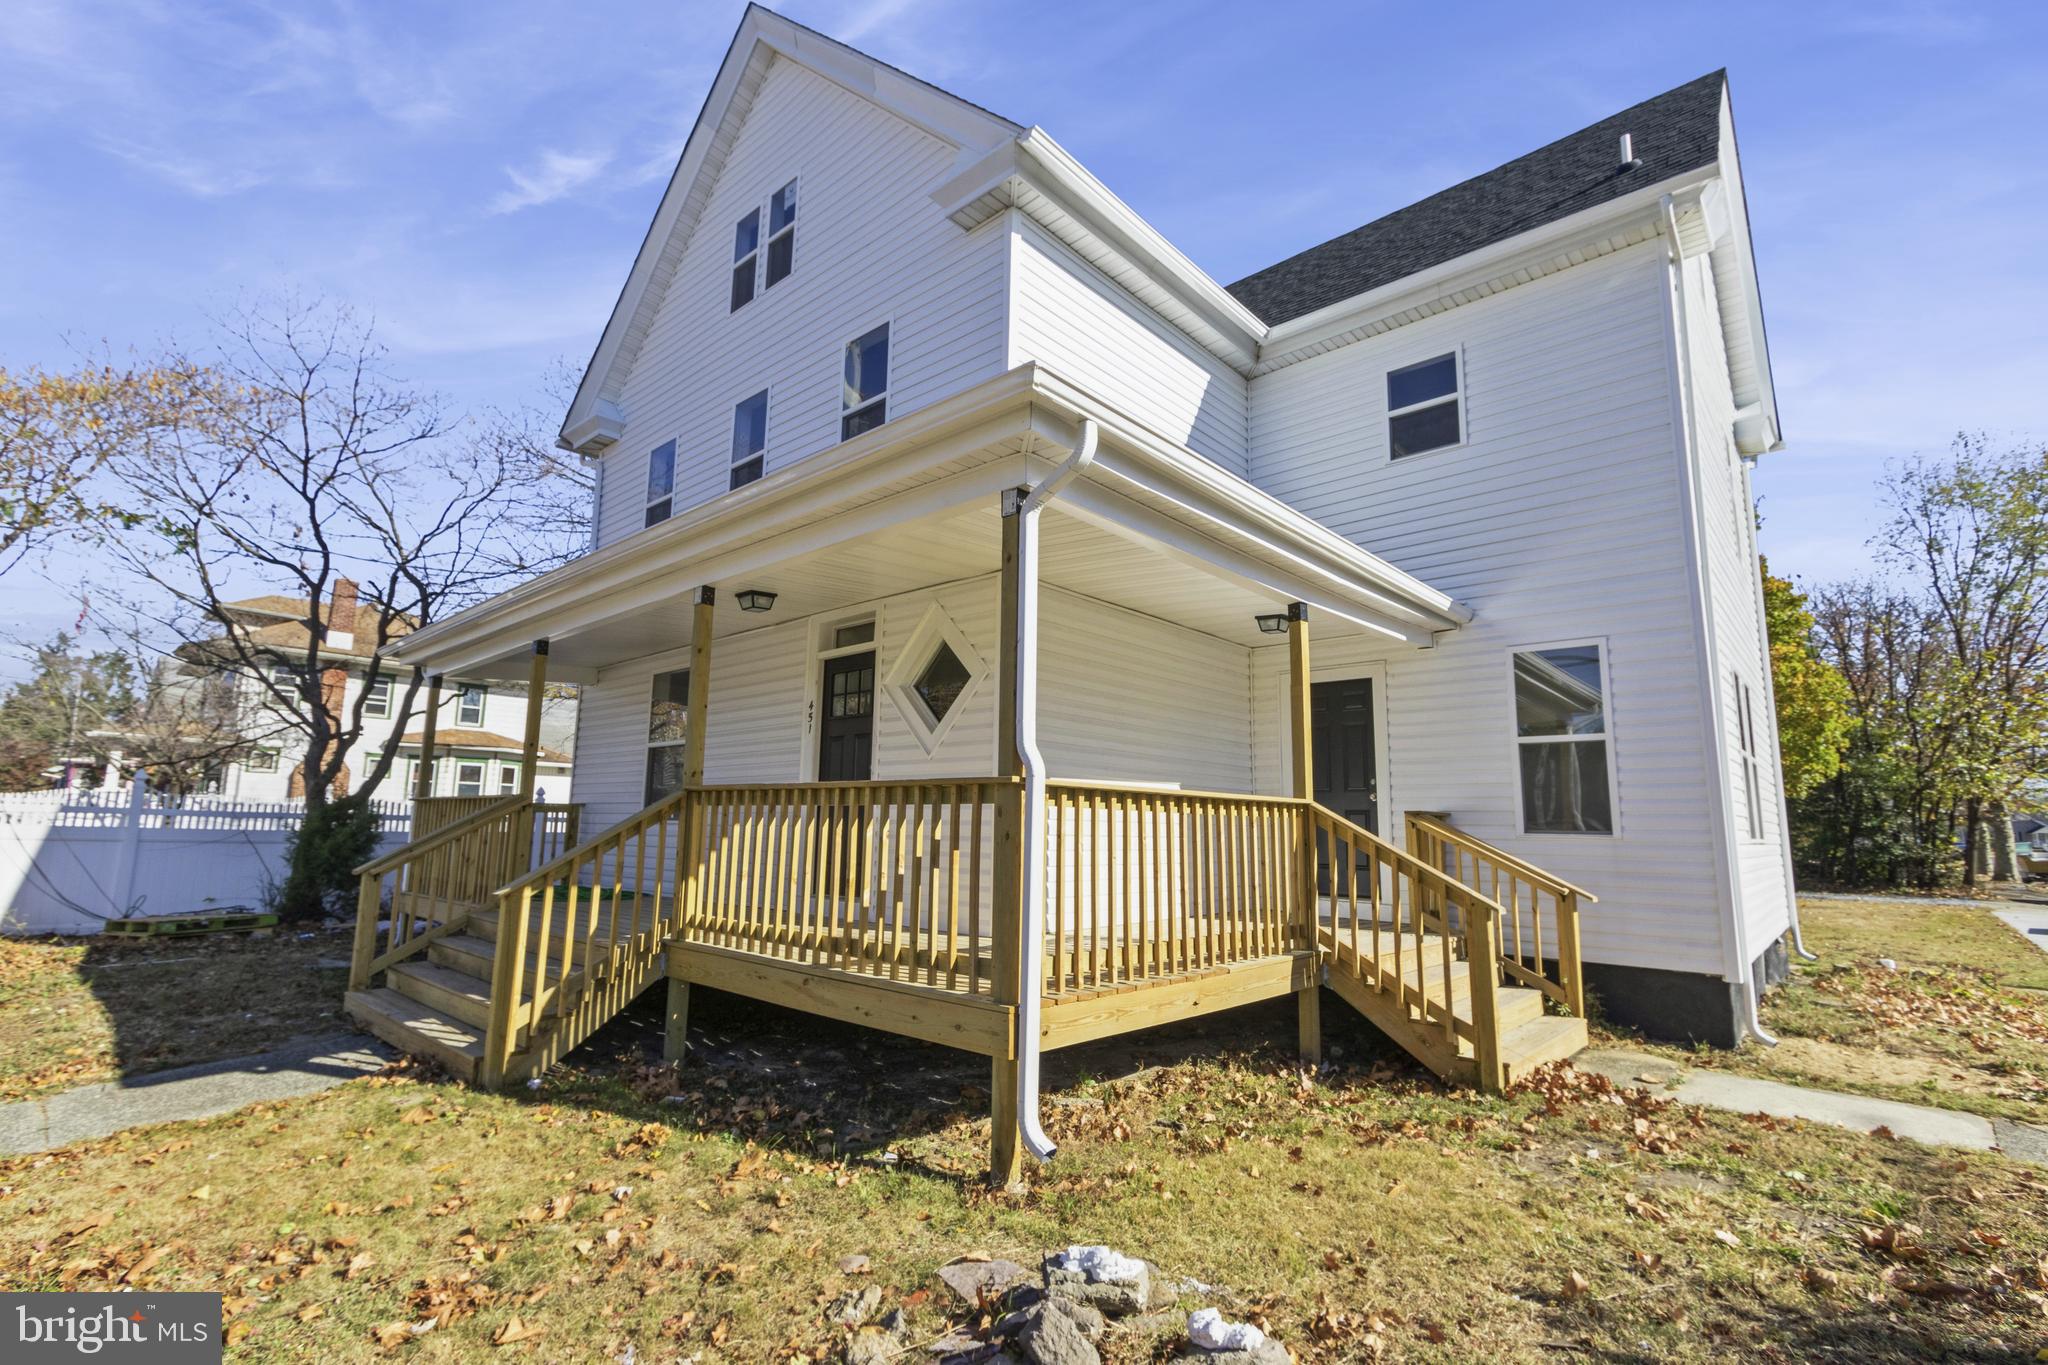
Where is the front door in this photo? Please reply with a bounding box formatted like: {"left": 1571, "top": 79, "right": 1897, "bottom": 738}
{"left": 818, "top": 651, "right": 876, "bottom": 781}
{"left": 1311, "top": 676, "right": 1378, "bottom": 894}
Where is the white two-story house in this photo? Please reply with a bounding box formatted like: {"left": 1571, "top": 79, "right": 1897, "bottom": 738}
{"left": 374, "top": 4, "right": 1792, "bottom": 1080}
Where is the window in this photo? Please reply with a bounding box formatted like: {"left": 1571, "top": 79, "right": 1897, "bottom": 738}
{"left": 730, "top": 208, "right": 760, "bottom": 311}
{"left": 833, "top": 621, "right": 875, "bottom": 649}
{"left": 645, "top": 439, "right": 676, "bottom": 527}
{"left": 1735, "top": 672, "right": 1764, "bottom": 839}
{"left": 455, "top": 761, "right": 485, "bottom": 798}
{"left": 457, "top": 684, "right": 487, "bottom": 727}
{"left": 911, "top": 642, "right": 971, "bottom": 727}
{"left": 841, "top": 323, "right": 889, "bottom": 440}
{"left": 362, "top": 676, "right": 392, "bottom": 718}
{"left": 246, "top": 748, "right": 279, "bottom": 773}
{"left": 267, "top": 663, "right": 297, "bottom": 692}
{"left": 499, "top": 765, "right": 519, "bottom": 796}
{"left": 882, "top": 604, "right": 983, "bottom": 753}
{"left": 730, "top": 391, "right": 767, "bottom": 490}
{"left": 645, "top": 668, "right": 690, "bottom": 806}
{"left": 1386, "top": 351, "right": 1462, "bottom": 458}
{"left": 1512, "top": 643, "right": 1614, "bottom": 834}
{"left": 765, "top": 179, "right": 797, "bottom": 288}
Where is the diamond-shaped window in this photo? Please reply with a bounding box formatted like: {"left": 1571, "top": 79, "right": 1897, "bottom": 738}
{"left": 912, "top": 642, "right": 971, "bottom": 725}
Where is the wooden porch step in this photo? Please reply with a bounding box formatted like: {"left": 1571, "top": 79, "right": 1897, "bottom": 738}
{"left": 1497, "top": 1014, "right": 1589, "bottom": 1085}
{"left": 345, "top": 988, "right": 484, "bottom": 1082}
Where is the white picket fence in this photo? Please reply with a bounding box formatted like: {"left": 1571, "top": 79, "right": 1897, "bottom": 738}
{"left": 0, "top": 779, "right": 414, "bottom": 935}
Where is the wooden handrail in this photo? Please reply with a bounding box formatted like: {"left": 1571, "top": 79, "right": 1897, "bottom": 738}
{"left": 357, "top": 793, "right": 527, "bottom": 876}
{"left": 494, "top": 791, "right": 685, "bottom": 898}
{"left": 1405, "top": 811, "right": 1599, "bottom": 902}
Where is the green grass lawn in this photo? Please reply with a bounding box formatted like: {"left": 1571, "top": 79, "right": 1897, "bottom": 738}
{"left": 3, "top": 971, "right": 2046, "bottom": 1362}
{"left": 0, "top": 928, "right": 355, "bottom": 1099}
{"left": 1605, "top": 896, "right": 2048, "bottom": 1123}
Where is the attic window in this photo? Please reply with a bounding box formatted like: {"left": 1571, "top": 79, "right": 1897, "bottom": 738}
{"left": 765, "top": 179, "right": 797, "bottom": 288}
{"left": 731, "top": 208, "right": 760, "bottom": 311}
{"left": 1387, "top": 352, "right": 1462, "bottom": 459}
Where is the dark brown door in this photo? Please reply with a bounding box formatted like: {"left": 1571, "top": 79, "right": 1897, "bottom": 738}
{"left": 818, "top": 652, "right": 875, "bottom": 781}
{"left": 1312, "top": 676, "right": 1378, "bottom": 895}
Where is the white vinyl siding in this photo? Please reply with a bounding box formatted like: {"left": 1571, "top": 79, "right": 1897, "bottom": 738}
{"left": 593, "top": 55, "right": 1009, "bottom": 548}
{"left": 1245, "top": 243, "right": 1727, "bottom": 978}
{"left": 1008, "top": 215, "right": 1249, "bottom": 475}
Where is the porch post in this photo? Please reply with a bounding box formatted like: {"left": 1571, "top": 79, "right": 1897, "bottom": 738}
{"left": 989, "top": 494, "right": 1025, "bottom": 1186}
{"left": 414, "top": 672, "right": 442, "bottom": 802}
{"left": 1286, "top": 602, "right": 1321, "bottom": 1067}
{"left": 680, "top": 588, "right": 715, "bottom": 788}
{"left": 518, "top": 642, "right": 549, "bottom": 798}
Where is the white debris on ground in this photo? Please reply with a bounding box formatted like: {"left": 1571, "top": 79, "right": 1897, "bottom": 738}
{"left": 1186, "top": 1307, "right": 1265, "bottom": 1352}
{"left": 1053, "top": 1245, "right": 1147, "bottom": 1283}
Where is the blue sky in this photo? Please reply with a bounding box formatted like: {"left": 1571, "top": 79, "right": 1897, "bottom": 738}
{"left": 2, "top": 0, "right": 2043, "bottom": 680}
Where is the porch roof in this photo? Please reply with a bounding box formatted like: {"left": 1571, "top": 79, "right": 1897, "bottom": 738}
{"left": 388, "top": 364, "right": 1471, "bottom": 683}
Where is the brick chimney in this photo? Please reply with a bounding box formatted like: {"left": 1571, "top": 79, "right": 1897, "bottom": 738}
{"left": 326, "top": 578, "right": 358, "bottom": 652}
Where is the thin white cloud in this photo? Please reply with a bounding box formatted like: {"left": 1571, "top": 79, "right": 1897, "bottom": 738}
{"left": 491, "top": 149, "right": 613, "bottom": 214}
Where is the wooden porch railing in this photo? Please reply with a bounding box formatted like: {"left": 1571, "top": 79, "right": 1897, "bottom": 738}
{"left": 685, "top": 779, "right": 1016, "bottom": 996}
{"left": 1405, "top": 811, "right": 1594, "bottom": 1019}
{"left": 414, "top": 794, "right": 508, "bottom": 840}
{"left": 1042, "top": 781, "right": 1310, "bottom": 996}
{"left": 350, "top": 794, "right": 531, "bottom": 991}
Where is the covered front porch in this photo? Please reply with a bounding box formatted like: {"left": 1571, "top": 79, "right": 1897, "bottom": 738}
{"left": 347, "top": 368, "right": 1592, "bottom": 1180}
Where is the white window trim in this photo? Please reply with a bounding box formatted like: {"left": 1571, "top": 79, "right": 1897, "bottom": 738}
{"left": 729, "top": 205, "right": 761, "bottom": 311}
{"left": 645, "top": 439, "right": 676, "bottom": 527}
{"left": 730, "top": 388, "right": 769, "bottom": 489}
{"left": 1735, "top": 671, "right": 1765, "bottom": 841}
{"left": 1505, "top": 636, "right": 1620, "bottom": 839}
{"left": 454, "top": 760, "right": 486, "bottom": 797}
{"left": 361, "top": 675, "right": 392, "bottom": 719}
{"left": 799, "top": 611, "right": 880, "bottom": 781}
{"left": 882, "top": 601, "right": 986, "bottom": 757}
{"left": 1385, "top": 345, "right": 1466, "bottom": 463}
{"left": 764, "top": 175, "right": 799, "bottom": 289}
{"left": 839, "top": 318, "right": 892, "bottom": 442}
{"left": 457, "top": 685, "right": 487, "bottom": 728}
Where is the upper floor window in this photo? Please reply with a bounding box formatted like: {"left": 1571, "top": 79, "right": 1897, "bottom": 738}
{"left": 1512, "top": 642, "right": 1613, "bottom": 834}
{"left": 1735, "top": 672, "right": 1764, "bottom": 839}
{"left": 645, "top": 439, "right": 676, "bottom": 527}
{"left": 765, "top": 179, "right": 797, "bottom": 288}
{"left": 457, "top": 684, "right": 487, "bottom": 728}
{"left": 245, "top": 748, "right": 280, "bottom": 773}
{"left": 842, "top": 323, "right": 890, "bottom": 441}
{"left": 1387, "top": 351, "right": 1462, "bottom": 459}
{"left": 361, "top": 675, "right": 392, "bottom": 719}
{"left": 731, "top": 391, "right": 767, "bottom": 490}
{"left": 730, "top": 208, "right": 760, "bottom": 312}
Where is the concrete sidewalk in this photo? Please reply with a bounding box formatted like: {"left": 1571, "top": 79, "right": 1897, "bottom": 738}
{"left": 1575, "top": 1048, "right": 2048, "bottom": 1165}
{"left": 1996, "top": 905, "right": 2048, "bottom": 959}
{"left": 0, "top": 1032, "right": 394, "bottom": 1156}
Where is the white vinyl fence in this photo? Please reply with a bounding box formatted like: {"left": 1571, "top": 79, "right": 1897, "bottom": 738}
{"left": 0, "top": 779, "right": 412, "bottom": 935}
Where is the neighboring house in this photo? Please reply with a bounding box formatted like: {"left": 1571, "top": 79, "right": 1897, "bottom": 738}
{"left": 183, "top": 579, "right": 576, "bottom": 803}
{"left": 352, "top": 8, "right": 1796, "bottom": 1166}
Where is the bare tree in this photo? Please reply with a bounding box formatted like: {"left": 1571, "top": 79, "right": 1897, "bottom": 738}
{"left": 100, "top": 297, "right": 583, "bottom": 917}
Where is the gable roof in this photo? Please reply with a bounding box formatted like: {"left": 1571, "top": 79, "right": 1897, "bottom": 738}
{"left": 1225, "top": 71, "right": 1728, "bottom": 327}
{"left": 559, "top": 3, "right": 1022, "bottom": 453}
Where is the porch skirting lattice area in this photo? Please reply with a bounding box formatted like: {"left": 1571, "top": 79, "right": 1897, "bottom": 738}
{"left": 346, "top": 779, "right": 1591, "bottom": 1175}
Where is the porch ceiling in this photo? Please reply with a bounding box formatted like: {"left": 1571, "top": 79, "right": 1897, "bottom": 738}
{"left": 389, "top": 364, "right": 1470, "bottom": 684}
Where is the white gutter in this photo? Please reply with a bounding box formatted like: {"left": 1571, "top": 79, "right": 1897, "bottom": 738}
{"left": 1660, "top": 193, "right": 1774, "bottom": 1047}
{"left": 1008, "top": 416, "right": 1099, "bottom": 1164}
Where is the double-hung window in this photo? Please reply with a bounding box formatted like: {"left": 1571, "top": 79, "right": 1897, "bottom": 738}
{"left": 645, "top": 439, "right": 676, "bottom": 527}
{"left": 455, "top": 761, "right": 485, "bottom": 798}
{"left": 645, "top": 669, "right": 690, "bottom": 805}
{"left": 731, "top": 391, "right": 767, "bottom": 489}
{"left": 765, "top": 179, "right": 797, "bottom": 288}
{"left": 457, "top": 684, "right": 487, "bottom": 727}
{"left": 841, "top": 323, "right": 889, "bottom": 440}
{"left": 730, "top": 208, "right": 760, "bottom": 311}
{"left": 1386, "top": 351, "right": 1462, "bottom": 458}
{"left": 361, "top": 675, "right": 391, "bottom": 719}
{"left": 246, "top": 748, "right": 280, "bottom": 773}
{"left": 1512, "top": 642, "right": 1614, "bottom": 834}
{"left": 1735, "top": 672, "right": 1764, "bottom": 839}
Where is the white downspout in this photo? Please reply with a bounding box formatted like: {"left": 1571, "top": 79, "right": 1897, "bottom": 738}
{"left": 1660, "top": 195, "right": 1776, "bottom": 1047}
{"left": 1009, "top": 416, "right": 1099, "bottom": 1164}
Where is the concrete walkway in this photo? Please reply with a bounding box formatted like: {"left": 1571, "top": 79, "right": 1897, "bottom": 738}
{"left": 1576, "top": 1048, "right": 2048, "bottom": 1165}
{"left": 1996, "top": 905, "right": 2048, "bottom": 958}
{"left": 0, "top": 1032, "right": 393, "bottom": 1157}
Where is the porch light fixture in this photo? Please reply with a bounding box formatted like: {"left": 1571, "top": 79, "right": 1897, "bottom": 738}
{"left": 736, "top": 589, "right": 777, "bottom": 613}
{"left": 1255, "top": 613, "right": 1288, "bottom": 635}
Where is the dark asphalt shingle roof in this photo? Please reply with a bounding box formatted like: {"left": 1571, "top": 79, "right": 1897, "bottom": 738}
{"left": 1226, "top": 71, "right": 1729, "bottom": 327}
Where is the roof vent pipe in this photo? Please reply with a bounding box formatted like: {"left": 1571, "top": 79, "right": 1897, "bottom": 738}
{"left": 1618, "top": 133, "right": 1640, "bottom": 171}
